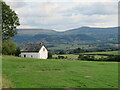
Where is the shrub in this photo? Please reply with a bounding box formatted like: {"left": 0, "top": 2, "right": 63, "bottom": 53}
{"left": 48, "top": 52, "right": 52, "bottom": 59}
{"left": 58, "top": 56, "right": 65, "bottom": 59}
{"left": 59, "top": 51, "right": 66, "bottom": 54}
{"left": 2, "top": 39, "right": 20, "bottom": 56}
{"left": 78, "top": 54, "right": 95, "bottom": 61}
{"left": 78, "top": 54, "right": 119, "bottom": 62}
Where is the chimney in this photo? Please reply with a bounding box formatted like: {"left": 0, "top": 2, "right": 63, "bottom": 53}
{"left": 39, "top": 42, "right": 43, "bottom": 46}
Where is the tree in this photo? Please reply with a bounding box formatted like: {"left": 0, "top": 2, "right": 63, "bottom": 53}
{"left": 59, "top": 50, "right": 66, "bottom": 54}
{"left": 2, "top": 1, "right": 20, "bottom": 40}
{"left": 58, "top": 56, "right": 65, "bottom": 59}
{"left": 78, "top": 54, "right": 95, "bottom": 61}
{"left": 73, "top": 48, "right": 84, "bottom": 53}
{"left": 1, "top": 1, "right": 20, "bottom": 56}
{"left": 48, "top": 52, "right": 52, "bottom": 59}
{"left": 2, "top": 39, "right": 20, "bottom": 56}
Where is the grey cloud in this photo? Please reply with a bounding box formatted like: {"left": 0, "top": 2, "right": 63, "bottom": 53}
{"left": 74, "top": 2, "right": 117, "bottom": 15}
{"left": 5, "top": 1, "right": 117, "bottom": 30}
{"left": 60, "top": 2, "right": 117, "bottom": 16}
{"left": 5, "top": 0, "right": 27, "bottom": 9}
{"left": 11, "top": 2, "right": 27, "bottom": 8}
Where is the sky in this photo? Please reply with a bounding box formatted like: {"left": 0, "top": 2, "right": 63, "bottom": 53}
{"left": 4, "top": 0, "right": 118, "bottom": 31}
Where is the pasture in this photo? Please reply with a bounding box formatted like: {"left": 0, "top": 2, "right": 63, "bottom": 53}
{"left": 82, "top": 51, "right": 118, "bottom": 55}
{"left": 2, "top": 56, "right": 118, "bottom": 88}
{"left": 53, "top": 51, "right": 118, "bottom": 60}
{"left": 53, "top": 54, "right": 79, "bottom": 60}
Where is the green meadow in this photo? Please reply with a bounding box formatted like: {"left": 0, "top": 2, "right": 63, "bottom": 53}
{"left": 2, "top": 56, "right": 118, "bottom": 88}
{"left": 53, "top": 54, "right": 79, "bottom": 60}
{"left": 53, "top": 51, "right": 119, "bottom": 60}
{"left": 82, "top": 51, "right": 119, "bottom": 55}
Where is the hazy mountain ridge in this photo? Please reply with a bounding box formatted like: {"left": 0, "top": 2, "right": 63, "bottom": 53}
{"left": 17, "top": 29, "right": 58, "bottom": 35}
{"left": 13, "top": 26, "right": 118, "bottom": 50}
{"left": 17, "top": 26, "right": 118, "bottom": 35}
{"left": 61, "top": 26, "right": 118, "bottom": 35}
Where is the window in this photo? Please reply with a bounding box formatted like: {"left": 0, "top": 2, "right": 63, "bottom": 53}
{"left": 24, "top": 55, "right": 26, "bottom": 57}
{"left": 43, "top": 48, "right": 45, "bottom": 51}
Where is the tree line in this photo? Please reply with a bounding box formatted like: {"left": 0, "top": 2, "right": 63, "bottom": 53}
{"left": 78, "top": 54, "right": 119, "bottom": 62}
{"left": 1, "top": 1, "right": 20, "bottom": 56}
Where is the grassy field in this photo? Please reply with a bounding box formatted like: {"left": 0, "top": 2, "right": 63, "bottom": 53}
{"left": 53, "top": 54, "right": 79, "bottom": 60}
{"left": 53, "top": 51, "right": 118, "bottom": 60}
{"left": 82, "top": 51, "right": 119, "bottom": 55}
{"left": 2, "top": 56, "right": 118, "bottom": 88}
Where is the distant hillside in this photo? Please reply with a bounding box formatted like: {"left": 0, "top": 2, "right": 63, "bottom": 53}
{"left": 13, "top": 26, "right": 118, "bottom": 51}
{"left": 17, "top": 29, "right": 58, "bottom": 35}
{"left": 61, "top": 26, "right": 118, "bottom": 40}
{"left": 13, "top": 34, "right": 96, "bottom": 45}
{"left": 62, "top": 26, "right": 117, "bottom": 35}
{"left": 18, "top": 26, "right": 118, "bottom": 36}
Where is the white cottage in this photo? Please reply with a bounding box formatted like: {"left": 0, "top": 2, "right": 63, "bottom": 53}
{"left": 20, "top": 43, "right": 48, "bottom": 59}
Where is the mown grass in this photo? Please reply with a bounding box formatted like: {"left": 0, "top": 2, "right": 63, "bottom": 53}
{"left": 82, "top": 51, "right": 119, "bottom": 55}
{"left": 2, "top": 56, "right": 118, "bottom": 88}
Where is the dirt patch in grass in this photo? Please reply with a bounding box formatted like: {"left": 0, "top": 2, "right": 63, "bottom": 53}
{"left": 2, "top": 76, "right": 13, "bottom": 88}
{"left": 84, "top": 76, "right": 92, "bottom": 78}
{"left": 36, "top": 70, "right": 45, "bottom": 72}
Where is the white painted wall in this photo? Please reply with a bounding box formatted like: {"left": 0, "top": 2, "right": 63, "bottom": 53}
{"left": 39, "top": 46, "right": 48, "bottom": 59}
{"left": 20, "top": 52, "right": 39, "bottom": 58}
{"left": 20, "top": 45, "right": 48, "bottom": 59}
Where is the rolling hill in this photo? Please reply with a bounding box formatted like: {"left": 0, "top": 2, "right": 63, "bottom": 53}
{"left": 62, "top": 26, "right": 117, "bottom": 35}
{"left": 17, "top": 29, "right": 58, "bottom": 35}
{"left": 13, "top": 26, "right": 118, "bottom": 51}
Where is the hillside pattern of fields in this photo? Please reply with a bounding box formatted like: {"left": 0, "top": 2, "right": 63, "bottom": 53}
{"left": 2, "top": 56, "right": 118, "bottom": 88}
{"left": 13, "top": 27, "right": 118, "bottom": 51}
{"left": 53, "top": 51, "right": 119, "bottom": 60}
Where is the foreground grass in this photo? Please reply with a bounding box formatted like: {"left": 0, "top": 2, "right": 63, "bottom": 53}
{"left": 2, "top": 56, "right": 118, "bottom": 88}
{"left": 2, "top": 75, "right": 13, "bottom": 88}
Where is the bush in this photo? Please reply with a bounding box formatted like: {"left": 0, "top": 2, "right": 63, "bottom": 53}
{"left": 2, "top": 39, "right": 20, "bottom": 56}
{"left": 105, "top": 55, "right": 120, "bottom": 62}
{"left": 57, "top": 56, "right": 66, "bottom": 59}
{"left": 59, "top": 51, "right": 66, "bottom": 54}
{"left": 70, "top": 48, "right": 86, "bottom": 54}
{"left": 78, "top": 54, "right": 119, "bottom": 62}
{"left": 48, "top": 52, "right": 52, "bottom": 59}
{"left": 78, "top": 54, "right": 95, "bottom": 61}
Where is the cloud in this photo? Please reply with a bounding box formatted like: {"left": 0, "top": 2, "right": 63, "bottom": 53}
{"left": 4, "top": 0, "right": 119, "bottom": 2}
{"left": 4, "top": 0, "right": 26, "bottom": 8}
{"left": 59, "top": 2, "right": 118, "bottom": 16}
{"left": 3, "top": 0, "right": 118, "bottom": 31}
{"left": 18, "top": 25, "right": 37, "bottom": 28}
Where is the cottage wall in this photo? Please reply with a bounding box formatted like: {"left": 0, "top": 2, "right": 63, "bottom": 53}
{"left": 21, "top": 52, "right": 39, "bottom": 58}
{"left": 39, "top": 46, "right": 48, "bottom": 59}
{"left": 20, "top": 46, "right": 48, "bottom": 59}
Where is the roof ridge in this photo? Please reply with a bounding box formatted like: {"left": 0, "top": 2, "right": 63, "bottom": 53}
{"left": 21, "top": 43, "right": 44, "bottom": 52}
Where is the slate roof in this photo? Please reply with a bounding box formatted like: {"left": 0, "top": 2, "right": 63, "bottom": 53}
{"left": 21, "top": 44, "right": 43, "bottom": 52}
